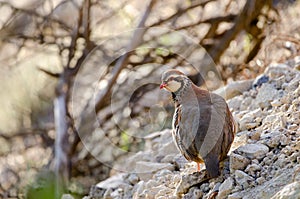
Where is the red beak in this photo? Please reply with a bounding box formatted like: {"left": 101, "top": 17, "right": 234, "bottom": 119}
{"left": 160, "top": 83, "right": 167, "bottom": 89}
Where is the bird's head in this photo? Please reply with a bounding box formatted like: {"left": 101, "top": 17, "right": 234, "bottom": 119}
{"left": 160, "top": 69, "right": 188, "bottom": 93}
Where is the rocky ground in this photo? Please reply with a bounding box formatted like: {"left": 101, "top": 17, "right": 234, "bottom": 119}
{"left": 81, "top": 58, "right": 300, "bottom": 199}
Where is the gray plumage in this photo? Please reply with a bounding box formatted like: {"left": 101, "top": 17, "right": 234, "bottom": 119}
{"left": 160, "top": 69, "right": 235, "bottom": 178}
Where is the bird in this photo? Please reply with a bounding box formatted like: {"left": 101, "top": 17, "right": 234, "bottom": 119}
{"left": 160, "top": 69, "right": 236, "bottom": 178}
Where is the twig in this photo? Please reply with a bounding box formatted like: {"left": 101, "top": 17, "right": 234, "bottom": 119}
{"left": 38, "top": 67, "right": 60, "bottom": 78}
{"left": 207, "top": 0, "right": 271, "bottom": 63}
{"left": 94, "top": 0, "right": 157, "bottom": 112}
{"left": 148, "top": 0, "right": 215, "bottom": 27}
{"left": 175, "top": 14, "right": 237, "bottom": 31}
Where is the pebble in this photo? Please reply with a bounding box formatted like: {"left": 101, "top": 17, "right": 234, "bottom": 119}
{"left": 255, "top": 177, "right": 265, "bottom": 185}
{"left": 127, "top": 173, "right": 139, "bottom": 185}
{"left": 238, "top": 109, "right": 262, "bottom": 130}
{"left": 236, "top": 144, "right": 269, "bottom": 160}
{"left": 255, "top": 84, "right": 279, "bottom": 108}
{"left": 184, "top": 187, "right": 203, "bottom": 199}
{"left": 227, "top": 192, "right": 243, "bottom": 199}
{"left": 271, "top": 181, "right": 300, "bottom": 199}
{"left": 61, "top": 194, "right": 75, "bottom": 199}
{"left": 230, "top": 153, "right": 250, "bottom": 172}
{"left": 245, "top": 163, "right": 261, "bottom": 176}
{"left": 216, "top": 177, "right": 234, "bottom": 199}
{"left": 271, "top": 99, "right": 282, "bottom": 107}
{"left": 135, "top": 161, "right": 174, "bottom": 181}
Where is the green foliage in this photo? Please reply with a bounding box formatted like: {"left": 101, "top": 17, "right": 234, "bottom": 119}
{"left": 158, "top": 32, "right": 183, "bottom": 46}
{"left": 120, "top": 131, "right": 130, "bottom": 151}
{"left": 244, "top": 33, "right": 253, "bottom": 54}
{"left": 25, "top": 170, "right": 65, "bottom": 199}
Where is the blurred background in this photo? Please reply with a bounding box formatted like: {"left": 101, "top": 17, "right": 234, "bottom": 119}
{"left": 0, "top": 0, "right": 299, "bottom": 198}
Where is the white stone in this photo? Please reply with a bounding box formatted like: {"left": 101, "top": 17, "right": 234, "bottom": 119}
{"left": 271, "top": 99, "right": 282, "bottom": 107}
{"left": 230, "top": 153, "right": 250, "bottom": 172}
{"left": 235, "top": 170, "right": 254, "bottom": 189}
{"left": 245, "top": 163, "right": 261, "bottom": 176}
{"left": 271, "top": 181, "right": 300, "bottom": 199}
{"left": 217, "top": 177, "right": 234, "bottom": 199}
{"left": 96, "top": 173, "right": 127, "bottom": 190}
{"left": 61, "top": 194, "right": 75, "bottom": 199}
{"left": 228, "top": 95, "right": 243, "bottom": 110}
{"left": 228, "top": 192, "right": 243, "bottom": 199}
{"left": 135, "top": 161, "right": 174, "bottom": 181}
{"left": 132, "top": 181, "right": 145, "bottom": 197}
{"left": 254, "top": 84, "right": 280, "bottom": 108}
{"left": 238, "top": 108, "right": 262, "bottom": 130}
{"left": 236, "top": 144, "right": 269, "bottom": 160}
{"left": 127, "top": 173, "right": 139, "bottom": 185}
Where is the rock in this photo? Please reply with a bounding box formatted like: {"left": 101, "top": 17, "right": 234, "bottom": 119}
{"left": 271, "top": 181, "right": 300, "bottom": 199}
{"left": 260, "top": 129, "right": 289, "bottom": 148}
{"left": 235, "top": 170, "right": 254, "bottom": 189}
{"left": 154, "top": 169, "right": 173, "bottom": 179}
{"left": 135, "top": 161, "right": 174, "bottom": 181}
{"left": 175, "top": 172, "right": 208, "bottom": 196}
{"left": 141, "top": 184, "right": 171, "bottom": 198}
{"left": 238, "top": 108, "right": 262, "bottom": 130}
{"left": 96, "top": 173, "right": 127, "bottom": 190}
{"left": 124, "top": 151, "right": 154, "bottom": 172}
{"left": 274, "top": 154, "right": 288, "bottom": 168}
{"left": 160, "top": 154, "right": 175, "bottom": 163}
{"left": 184, "top": 187, "right": 203, "bottom": 199}
{"left": 0, "top": 137, "right": 10, "bottom": 155}
{"left": 288, "top": 124, "right": 298, "bottom": 131}
{"left": 256, "top": 177, "right": 265, "bottom": 185}
{"left": 132, "top": 181, "right": 145, "bottom": 197}
{"left": 230, "top": 153, "right": 250, "bottom": 172}
{"left": 228, "top": 192, "right": 243, "bottom": 199}
{"left": 173, "top": 154, "right": 189, "bottom": 169}
{"left": 214, "top": 80, "right": 253, "bottom": 100}
{"left": 260, "top": 131, "right": 281, "bottom": 148}
{"left": 88, "top": 185, "right": 106, "bottom": 199}
{"left": 254, "top": 84, "right": 280, "bottom": 108}
{"left": 217, "top": 177, "right": 234, "bottom": 199}
{"left": 263, "top": 113, "right": 287, "bottom": 129}
{"left": 61, "top": 194, "right": 75, "bottom": 199}
{"left": 156, "top": 186, "right": 174, "bottom": 197}
{"left": 271, "top": 99, "right": 282, "bottom": 107}
{"left": 155, "top": 140, "right": 178, "bottom": 161}
{"left": 127, "top": 173, "right": 139, "bottom": 185}
{"left": 227, "top": 95, "right": 243, "bottom": 110}
{"left": 245, "top": 163, "right": 261, "bottom": 176}
{"left": 240, "top": 96, "right": 253, "bottom": 111}
{"left": 230, "top": 131, "right": 248, "bottom": 151}
{"left": 236, "top": 144, "right": 269, "bottom": 160}
{"left": 253, "top": 74, "right": 269, "bottom": 88}
{"left": 247, "top": 129, "right": 261, "bottom": 141}
{"left": 264, "top": 63, "right": 292, "bottom": 79}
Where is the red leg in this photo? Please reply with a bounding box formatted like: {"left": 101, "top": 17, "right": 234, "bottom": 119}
{"left": 197, "top": 162, "right": 201, "bottom": 172}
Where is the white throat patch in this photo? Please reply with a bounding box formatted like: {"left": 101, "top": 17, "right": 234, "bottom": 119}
{"left": 165, "top": 80, "right": 182, "bottom": 92}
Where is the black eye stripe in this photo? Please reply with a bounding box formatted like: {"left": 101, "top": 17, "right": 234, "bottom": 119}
{"left": 174, "top": 77, "right": 181, "bottom": 81}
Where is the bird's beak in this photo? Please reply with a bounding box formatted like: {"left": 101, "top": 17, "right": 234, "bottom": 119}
{"left": 160, "top": 83, "right": 167, "bottom": 89}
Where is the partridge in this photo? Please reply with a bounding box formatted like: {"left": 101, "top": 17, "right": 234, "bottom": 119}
{"left": 160, "top": 69, "right": 235, "bottom": 178}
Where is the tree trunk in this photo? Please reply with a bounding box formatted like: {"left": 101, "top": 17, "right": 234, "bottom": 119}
{"left": 54, "top": 75, "right": 70, "bottom": 198}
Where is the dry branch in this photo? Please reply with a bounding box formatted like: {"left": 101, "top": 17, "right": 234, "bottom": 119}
{"left": 148, "top": 0, "right": 216, "bottom": 27}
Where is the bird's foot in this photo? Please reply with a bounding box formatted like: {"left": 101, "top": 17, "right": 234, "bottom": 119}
{"left": 197, "top": 162, "right": 201, "bottom": 172}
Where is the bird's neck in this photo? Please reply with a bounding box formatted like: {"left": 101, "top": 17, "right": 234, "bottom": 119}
{"left": 172, "top": 77, "right": 191, "bottom": 103}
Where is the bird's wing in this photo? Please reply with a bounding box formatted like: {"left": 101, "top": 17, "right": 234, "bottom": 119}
{"left": 198, "top": 93, "right": 227, "bottom": 158}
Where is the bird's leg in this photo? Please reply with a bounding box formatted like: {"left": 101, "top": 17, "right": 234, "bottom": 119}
{"left": 197, "top": 163, "right": 201, "bottom": 172}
